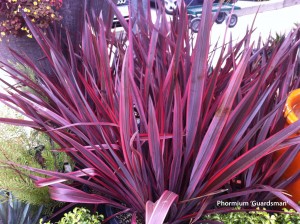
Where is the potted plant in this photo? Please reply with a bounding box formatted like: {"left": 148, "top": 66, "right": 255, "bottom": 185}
{"left": 0, "top": 0, "right": 300, "bottom": 223}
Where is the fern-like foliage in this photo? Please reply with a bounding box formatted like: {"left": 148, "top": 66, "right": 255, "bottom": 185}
{"left": 0, "top": 105, "right": 72, "bottom": 214}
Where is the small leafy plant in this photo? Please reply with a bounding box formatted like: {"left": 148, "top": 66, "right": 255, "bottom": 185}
{"left": 203, "top": 207, "right": 300, "bottom": 224}
{"left": 0, "top": 0, "right": 300, "bottom": 223}
{"left": 276, "top": 208, "right": 300, "bottom": 224}
{"left": 0, "top": 0, "right": 62, "bottom": 38}
{"left": 42, "top": 207, "right": 104, "bottom": 224}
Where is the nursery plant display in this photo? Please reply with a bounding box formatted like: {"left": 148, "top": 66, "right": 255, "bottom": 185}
{"left": 0, "top": 0, "right": 300, "bottom": 223}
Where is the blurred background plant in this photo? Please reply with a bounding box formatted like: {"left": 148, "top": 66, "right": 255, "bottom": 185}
{"left": 0, "top": 0, "right": 62, "bottom": 38}
{"left": 0, "top": 103, "right": 72, "bottom": 214}
{"left": 0, "top": 191, "right": 43, "bottom": 224}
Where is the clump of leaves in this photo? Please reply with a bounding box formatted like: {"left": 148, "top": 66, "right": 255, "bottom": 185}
{"left": 0, "top": 0, "right": 300, "bottom": 223}
{"left": 42, "top": 207, "right": 104, "bottom": 224}
{"left": 203, "top": 207, "right": 300, "bottom": 224}
{"left": 276, "top": 208, "right": 300, "bottom": 224}
{"left": 203, "top": 208, "right": 277, "bottom": 224}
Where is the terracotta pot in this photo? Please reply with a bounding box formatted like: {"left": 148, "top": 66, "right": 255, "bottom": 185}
{"left": 275, "top": 88, "right": 300, "bottom": 203}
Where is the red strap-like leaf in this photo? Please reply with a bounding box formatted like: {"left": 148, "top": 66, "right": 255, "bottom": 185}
{"left": 146, "top": 191, "right": 178, "bottom": 224}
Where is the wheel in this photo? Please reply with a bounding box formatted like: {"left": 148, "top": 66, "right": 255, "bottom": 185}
{"left": 227, "top": 14, "right": 238, "bottom": 28}
{"left": 190, "top": 17, "right": 201, "bottom": 33}
{"left": 116, "top": 0, "right": 127, "bottom": 5}
{"left": 215, "top": 12, "right": 226, "bottom": 24}
{"left": 164, "top": 0, "right": 177, "bottom": 14}
{"left": 188, "top": 14, "right": 195, "bottom": 23}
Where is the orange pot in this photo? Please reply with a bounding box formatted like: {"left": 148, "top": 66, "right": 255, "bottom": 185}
{"left": 275, "top": 88, "right": 300, "bottom": 204}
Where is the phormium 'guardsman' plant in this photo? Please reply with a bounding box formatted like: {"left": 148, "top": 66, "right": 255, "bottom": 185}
{"left": 1, "top": 0, "right": 300, "bottom": 223}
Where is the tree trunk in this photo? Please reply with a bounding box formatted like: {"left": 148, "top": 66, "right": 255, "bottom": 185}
{"left": 59, "top": 0, "right": 117, "bottom": 49}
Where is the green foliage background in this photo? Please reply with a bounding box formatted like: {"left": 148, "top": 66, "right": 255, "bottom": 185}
{"left": 203, "top": 208, "right": 300, "bottom": 224}
{"left": 0, "top": 104, "right": 72, "bottom": 213}
{"left": 43, "top": 207, "right": 104, "bottom": 224}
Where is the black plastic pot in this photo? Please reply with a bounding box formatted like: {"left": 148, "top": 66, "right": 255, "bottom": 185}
{"left": 105, "top": 206, "right": 121, "bottom": 224}
{"left": 105, "top": 206, "right": 144, "bottom": 224}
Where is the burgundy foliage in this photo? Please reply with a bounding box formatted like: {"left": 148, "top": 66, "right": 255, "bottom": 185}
{"left": 1, "top": 0, "right": 300, "bottom": 223}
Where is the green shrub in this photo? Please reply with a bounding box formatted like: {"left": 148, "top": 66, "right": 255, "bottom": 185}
{"left": 276, "top": 208, "right": 300, "bottom": 224}
{"left": 0, "top": 105, "right": 73, "bottom": 213}
{"left": 202, "top": 208, "right": 300, "bottom": 224}
{"left": 42, "top": 207, "right": 104, "bottom": 224}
